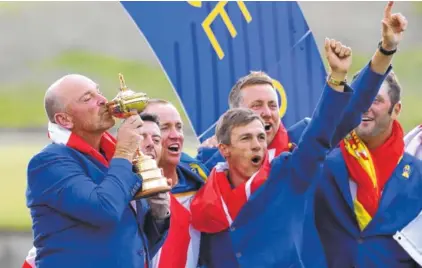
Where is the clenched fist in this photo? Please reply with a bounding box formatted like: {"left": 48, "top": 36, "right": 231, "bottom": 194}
{"left": 324, "top": 38, "right": 352, "bottom": 76}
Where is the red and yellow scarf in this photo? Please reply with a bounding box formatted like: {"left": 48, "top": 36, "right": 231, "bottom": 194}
{"left": 340, "top": 120, "right": 404, "bottom": 230}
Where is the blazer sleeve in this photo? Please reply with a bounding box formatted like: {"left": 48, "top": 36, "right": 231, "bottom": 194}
{"left": 331, "top": 62, "right": 392, "bottom": 146}
{"left": 27, "top": 151, "right": 142, "bottom": 227}
{"left": 275, "top": 83, "right": 352, "bottom": 192}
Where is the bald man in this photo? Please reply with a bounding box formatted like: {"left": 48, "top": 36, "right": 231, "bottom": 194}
{"left": 25, "top": 74, "right": 169, "bottom": 268}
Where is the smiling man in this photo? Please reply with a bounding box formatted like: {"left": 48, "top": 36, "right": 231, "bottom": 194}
{"left": 143, "top": 100, "right": 209, "bottom": 268}
{"left": 315, "top": 71, "right": 422, "bottom": 267}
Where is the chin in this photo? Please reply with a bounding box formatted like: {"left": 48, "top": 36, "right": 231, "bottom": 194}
{"left": 166, "top": 155, "right": 181, "bottom": 166}
{"left": 244, "top": 168, "right": 259, "bottom": 178}
{"left": 356, "top": 128, "right": 372, "bottom": 138}
{"left": 103, "top": 119, "right": 116, "bottom": 129}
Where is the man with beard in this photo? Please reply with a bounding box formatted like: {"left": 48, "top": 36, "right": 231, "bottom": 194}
{"left": 143, "top": 101, "right": 209, "bottom": 268}
{"left": 23, "top": 74, "right": 170, "bottom": 268}
{"left": 314, "top": 6, "right": 422, "bottom": 266}
{"left": 315, "top": 70, "right": 422, "bottom": 267}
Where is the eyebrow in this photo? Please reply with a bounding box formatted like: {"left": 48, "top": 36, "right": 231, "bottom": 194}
{"left": 239, "top": 133, "right": 252, "bottom": 139}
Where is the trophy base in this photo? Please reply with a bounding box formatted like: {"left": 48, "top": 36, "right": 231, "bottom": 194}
{"left": 134, "top": 177, "right": 171, "bottom": 199}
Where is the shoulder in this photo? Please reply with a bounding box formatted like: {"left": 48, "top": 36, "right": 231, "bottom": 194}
{"left": 403, "top": 152, "right": 422, "bottom": 179}
{"left": 29, "top": 144, "right": 79, "bottom": 168}
{"left": 326, "top": 147, "right": 343, "bottom": 161}
{"left": 180, "top": 152, "right": 210, "bottom": 181}
{"left": 287, "top": 118, "right": 311, "bottom": 144}
{"left": 29, "top": 144, "right": 67, "bottom": 166}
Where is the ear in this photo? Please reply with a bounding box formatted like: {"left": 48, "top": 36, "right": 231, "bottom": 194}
{"left": 54, "top": 112, "right": 74, "bottom": 130}
{"left": 391, "top": 102, "right": 402, "bottom": 120}
{"left": 218, "top": 143, "right": 230, "bottom": 159}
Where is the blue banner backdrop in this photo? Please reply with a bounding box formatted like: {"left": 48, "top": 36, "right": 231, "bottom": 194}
{"left": 121, "top": 1, "right": 326, "bottom": 142}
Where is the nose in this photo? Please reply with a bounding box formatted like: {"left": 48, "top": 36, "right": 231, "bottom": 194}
{"left": 168, "top": 127, "right": 182, "bottom": 140}
{"left": 141, "top": 135, "right": 154, "bottom": 150}
{"left": 97, "top": 94, "right": 107, "bottom": 106}
{"left": 363, "top": 105, "right": 374, "bottom": 116}
{"left": 251, "top": 137, "right": 262, "bottom": 151}
{"left": 260, "top": 105, "right": 272, "bottom": 119}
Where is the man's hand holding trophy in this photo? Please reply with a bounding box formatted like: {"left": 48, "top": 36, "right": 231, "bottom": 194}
{"left": 107, "top": 74, "right": 172, "bottom": 200}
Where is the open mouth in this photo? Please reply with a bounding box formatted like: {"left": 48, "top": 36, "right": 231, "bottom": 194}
{"left": 264, "top": 123, "right": 272, "bottom": 132}
{"left": 168, "top": 144, "right": 180, "bottom": 153}
{"left": 251, "top": 155, "right": 262, "bottom": 165}
{"left": 362, "top": 116, "right": 374, "bottom": 122}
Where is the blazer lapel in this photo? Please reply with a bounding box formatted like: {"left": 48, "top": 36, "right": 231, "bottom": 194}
{"left": 364, "top": 154, "right": 415, "bottom": 234}
{"left": 329, "top": 153, "right": 354, "bottom": 212}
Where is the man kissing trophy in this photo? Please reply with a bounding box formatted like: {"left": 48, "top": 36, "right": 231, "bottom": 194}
{"left": 107, "top": 74, "right": 171, "bottom": 198}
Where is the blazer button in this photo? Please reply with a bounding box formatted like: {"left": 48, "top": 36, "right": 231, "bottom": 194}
{"left": 357, "top": 237, "right": 364, "bottom": 244}
{"left": 138, "top": 249, "right": 144, "bottom": 256}
{"left": 236, "top": 252, "right": 242, "bottom": 258}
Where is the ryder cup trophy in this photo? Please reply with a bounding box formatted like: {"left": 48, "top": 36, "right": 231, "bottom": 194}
{"left": 106, "top": 73, "right": 171, "bottom": 199}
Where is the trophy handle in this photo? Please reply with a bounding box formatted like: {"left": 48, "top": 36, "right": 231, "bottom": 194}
{"left": 119, "top": 73, "right": 128, "bottom": 92}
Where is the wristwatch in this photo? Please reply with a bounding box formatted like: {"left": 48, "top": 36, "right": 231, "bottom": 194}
{"left": 378, "top": 41, "right": 397, "bottom": 56}
{"left": 327, "top": 75, "right": 346, "bottom": 86}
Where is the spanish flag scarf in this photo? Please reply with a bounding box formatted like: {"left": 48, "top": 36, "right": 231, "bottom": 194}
{"left": 340, "top": 120, "right": 404, "bottom": 230}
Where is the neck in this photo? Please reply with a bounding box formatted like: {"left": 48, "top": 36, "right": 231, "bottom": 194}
{"left": 268, "top": 124, "right": 280, "bottom": 146}
{"left": 226, "top": 166, "right": 249, "bottom": 188}
{"left": 162, "top": 164, "right": 178, "bottom": 187}
{"left": 73, "top": 129, "right": 103, "bottom": 151}
{"left": 362, "top": 127, "right": 393, "bottom": 150}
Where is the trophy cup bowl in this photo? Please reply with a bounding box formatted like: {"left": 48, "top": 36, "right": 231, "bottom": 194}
{"left": 106, "top": 73, "right": 171, "bottom": 199}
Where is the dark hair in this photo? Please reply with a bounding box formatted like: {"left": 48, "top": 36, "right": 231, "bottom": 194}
{"left": 352, "top": 70, "right": 401, "bottom": 114}
{"left": 140, "top": 112, "right": 160, "bottom": 126}
{"left": 215, "top": 108, "right": 263, "bottom": 144}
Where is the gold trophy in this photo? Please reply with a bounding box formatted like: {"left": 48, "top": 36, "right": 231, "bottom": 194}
{"left": 107, "top": 73, "right": 171, "bottom": 199}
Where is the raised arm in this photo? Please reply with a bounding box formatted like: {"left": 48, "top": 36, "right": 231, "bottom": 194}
{"left": 273, "top": 39, "right": 353, "bottom": 192}
{"left": 331, "top": 1, "right": 407, "bottom": 145}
